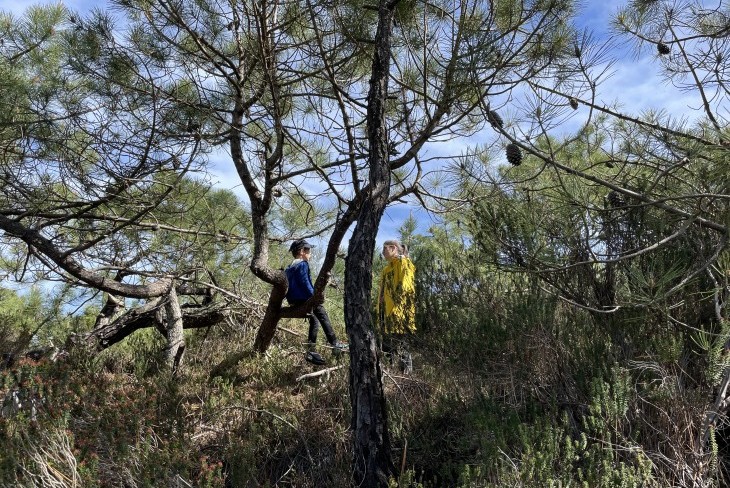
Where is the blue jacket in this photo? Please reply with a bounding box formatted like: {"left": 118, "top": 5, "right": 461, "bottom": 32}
{"left": 285, "top": 259, "right": 314, "bottom": 302}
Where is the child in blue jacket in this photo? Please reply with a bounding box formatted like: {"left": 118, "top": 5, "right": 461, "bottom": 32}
{"left": 286, "top": 239, "right": 346, "bottom": 365}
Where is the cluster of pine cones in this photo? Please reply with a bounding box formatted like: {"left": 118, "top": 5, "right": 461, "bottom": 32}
{"left": 488, "top": 109, "right": 523, "bottom": 166}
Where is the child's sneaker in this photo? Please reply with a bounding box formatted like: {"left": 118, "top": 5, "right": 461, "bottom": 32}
{"left": 331, "top": 341, "right": 348, "bottom": 358}
{"left": 333, "top": 341, "right": 349, "bottom": 352}
{"left": 305, "top": 351, "right": 326, "bottom": 365}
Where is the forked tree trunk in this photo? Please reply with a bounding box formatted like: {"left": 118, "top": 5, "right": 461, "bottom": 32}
{"left": 344, "top": 0, "right": 398, "bottom": 484}
{"left": 253, "top": 271, "right": 335, "bottom": 352}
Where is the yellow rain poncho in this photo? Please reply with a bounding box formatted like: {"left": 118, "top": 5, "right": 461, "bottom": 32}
{"left": 377, "top": 256, "right": 416, "bottom": 335}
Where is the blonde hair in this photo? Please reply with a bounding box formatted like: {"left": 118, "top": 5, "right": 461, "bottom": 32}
{"left": 383, "top": 239, "right": 408, "bottom": 257}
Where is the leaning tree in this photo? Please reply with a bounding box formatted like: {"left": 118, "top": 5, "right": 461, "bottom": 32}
{"left": 0, "top": 5, "right": 228, "bottom": 370}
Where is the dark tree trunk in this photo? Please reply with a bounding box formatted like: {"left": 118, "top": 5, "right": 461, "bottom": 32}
{"left": 344, "top": 0, "right": 398, "bottom": 485}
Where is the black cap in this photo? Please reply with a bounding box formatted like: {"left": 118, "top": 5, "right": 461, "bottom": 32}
{"left": 289, "top": 239, "right": 315, "bottom": 253}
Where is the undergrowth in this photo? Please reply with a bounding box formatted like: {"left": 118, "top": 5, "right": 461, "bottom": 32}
{"left": 1, "top": 276, "right": 726, "bottom": 486}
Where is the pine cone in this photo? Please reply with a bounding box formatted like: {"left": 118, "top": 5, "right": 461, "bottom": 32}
{"left": 657, "top": 42, "right": 670, "bottom": 55}
{"left": 506, "top": 143, "right": 522, "bottom": 166}
{"left": 607, "top": 191, "right": 623, "bottom": 208}
{"left": 487, "top": 110, "right": 504, "bottom": 129}
{"left": 569, "top": 98, "right": 579, "bottom": 110}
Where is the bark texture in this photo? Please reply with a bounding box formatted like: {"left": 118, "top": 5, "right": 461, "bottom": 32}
{"left": 164, "top": 287, "right": 185, "bottom": 372}
{"left": 252, "top": 273, "right": 288, "bottom": 352}
{"left": 344, "top": 0, "right": 398, "bottom": 484}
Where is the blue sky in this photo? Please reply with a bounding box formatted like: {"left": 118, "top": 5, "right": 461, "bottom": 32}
{"left": 2, "top": 0, "right": 701, "bottom": 120}
{"left": 3, "top": 0, "right": 703, "bottom": 255}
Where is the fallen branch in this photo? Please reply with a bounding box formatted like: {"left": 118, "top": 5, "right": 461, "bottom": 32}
{"left": 383, "top": 368, "right": 407, "bottom": 398}
{"left": 82, "top": 300, "right": 231, "bottom": 350}
{"left": 278, "top": 326, "right": 302, "bottom": 337}
{"left": 295, "top": 365, "right": 344, "bottom": 382}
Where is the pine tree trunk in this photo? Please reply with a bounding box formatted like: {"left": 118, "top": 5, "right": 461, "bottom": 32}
{"left": 344, "top": 0, "right": 398, "bottom": 485}
{"left": 164, "top": 287, "right": 185, "bottom": 372}
{"left": 253, "top": 280, "right": 287, "bottom": 352}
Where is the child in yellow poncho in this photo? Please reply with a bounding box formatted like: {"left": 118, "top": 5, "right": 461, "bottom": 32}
{"left": 377, "top": 239, "right": 416, "bottom": 372}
